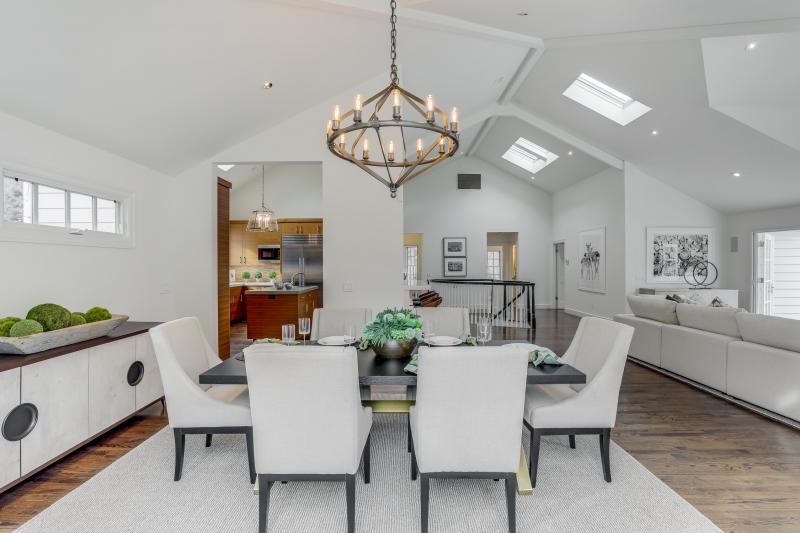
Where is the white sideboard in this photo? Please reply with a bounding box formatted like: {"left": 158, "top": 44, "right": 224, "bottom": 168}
{"left": 637, "top": 288, "right": 740, "bottom": 308}
{"left": 1, "top": 325, "right": 163, "bottom": 493}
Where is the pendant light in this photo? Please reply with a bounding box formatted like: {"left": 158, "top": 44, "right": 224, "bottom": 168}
{"left": 245, "top": 165, "right": 278, "bottom": 232}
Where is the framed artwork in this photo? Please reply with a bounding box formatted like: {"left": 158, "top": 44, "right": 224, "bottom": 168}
{"left": 443, "top": 257, "right": 467, "bottom": 277}
{"left": 442, "top": 237, "right": 467, "bottom": 257}
{"left": 578, "top": 227, "right": 606, "bottom": 293}
{"left": 646, "top": 227, "right": 715, "bottom": 284}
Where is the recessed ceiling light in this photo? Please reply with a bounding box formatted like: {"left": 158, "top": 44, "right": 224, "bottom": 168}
{"left": 732, "top": 172, "right": 741, "bottom": 178}
{"left": 651, "top": 129, "right": 659, "bottom": 136}
{"left": 517, "top": 12, "right": 528, "bottom": 16}
{"left": 745, "top": 42, "right": 757, "bottom": 51}
{"left": 567, "top": 150, "right": 574, "bottom": 156}
{"left": 563, "top": 73, "right": 651, "bottom": 126}
{"left": 263, "top": 81, "right": 273, "bottom": 89}
{"left": 502, "top": 137, "right": 559, "bottom": 174}
{"left": 217, "top": 164, "right": 235, "bottom": 172}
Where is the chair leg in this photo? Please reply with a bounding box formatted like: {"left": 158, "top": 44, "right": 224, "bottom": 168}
{"left": 173, "top": 429, "right": 185, "bottom": 481}
{"left": 258, "top": 476, "right": 271, "bottom": 533}
{"left": 505, "top": 475, "right": 516, "bottom": 533}
{"left": 420, "top": 474, "right": 430, "bottom": 533}
{"left": 529, "top": 429, "right": 541, "bottom": 488}
{"left": 345, "top": 474, "right": 356, "bottom": 533}
{"left": 568, "top": 435, "right": 576, "bottom": 449}
{"left": 245, "top": 428, "right": 257, "bottom": 484}
{"left": 363, "top": 434, "right": 371, "bottom": 484}
{"left": 205, "top": 434, "right": 212, "bottom": 447}
{"left": 600, "top": 428, "right": 612, "bottom": 482}
{"left": 410, "top": 438, "right": 418, "bottom": 480}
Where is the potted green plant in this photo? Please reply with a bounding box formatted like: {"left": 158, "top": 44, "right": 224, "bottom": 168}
{"left": 254, "top": 272, "right": 263, "bottom": 280}
{"left": 359, "top": 308, "right": 423, "bottom": 359}
{"left": 242, "top": 271, "right": 251, "bottom": 281}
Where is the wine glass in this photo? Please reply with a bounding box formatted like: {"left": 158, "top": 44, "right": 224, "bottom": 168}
{"left": 477, "top": 318, "right": 491, "bottom": 345}
{"left": 345, "top": 324, "right": 356, "bottom": 345}
{"left": 298, "top": 317, "right": 311, "bottom": 345}
{"left": 281, "top": 324, "right": 296, "bottom": 344}
{"left": 423, "top": 320, "right": 436, "bottom": 344}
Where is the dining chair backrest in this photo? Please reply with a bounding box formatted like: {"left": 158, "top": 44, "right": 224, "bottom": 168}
{"left": 310, "top": 307, "right": 373, "bottom": 341}
{"left": 415, "top": 307, "right": 471, "bottom": 338}
{"left": 244, "top": 346, "right": 364, "bottom": 474}
{"left": 413, "top": 346, "right": 529, "bottom": 473}
{"left": 562, "top": 317, "right": 633, "bottom": 390}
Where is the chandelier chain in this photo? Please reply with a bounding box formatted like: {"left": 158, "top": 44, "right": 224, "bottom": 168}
{"left": 389, "top": 0, "right": 398, "bottom": 85}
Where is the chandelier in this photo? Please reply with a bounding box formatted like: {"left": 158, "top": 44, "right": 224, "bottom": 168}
{"left": 325, "top": 0, "right": 459, "bottom": 198}
{"left": 245, "top": 165, "right": 278, "bottom": 232}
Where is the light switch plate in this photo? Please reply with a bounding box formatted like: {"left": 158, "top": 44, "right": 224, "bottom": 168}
{"left": 343, "top": 281, "right": 353, "bottom": 292}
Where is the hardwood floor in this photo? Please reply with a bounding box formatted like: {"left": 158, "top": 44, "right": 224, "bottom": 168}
{"left": 2, "top": 310, "right": 799, "bottom": 532}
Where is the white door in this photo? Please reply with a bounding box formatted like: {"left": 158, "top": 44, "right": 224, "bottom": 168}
{"left": 555, "top": 243, "right": 565, "bottom": 309}
{"left": 755, "top": 233, "right": 775, "bottom": 315}
{"left": 487, "top": 246, "right": 503, "bottom": 280}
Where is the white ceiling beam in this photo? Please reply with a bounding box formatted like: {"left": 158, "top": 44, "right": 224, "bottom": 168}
{"left": 546, "top": 17, "right": 800, "bottom": 48}
{"left": 498, "top": 46, "right": 545, "bottom": 105}
{"left": 466, "top": 116, "right": 497, "bottom": 157}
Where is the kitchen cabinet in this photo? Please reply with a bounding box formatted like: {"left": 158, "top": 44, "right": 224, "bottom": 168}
{"left": 134, "top": 334, "right": 164, "bottom": 410}
{"left": 21, "top": 350, "right": 90, "bottom": 475}
{"left": 0, "top": 368, "right": 21, "bottom": 489}
{"left": 89, "top": 339, "right": 136, "bottom": 435}
{"left": 230, "top": 285, "right": 246, "bottom": 322}
{"left": 278, "top": 219, "right": 323, "bottom": 235}
{"left": 245, "top": 287, "right": 320, "bottom": 340}
{"left": 230, "top": 222, "right": 244, "bottom": 265}
{"left": 230, "top": 221, "right": 281, "bottom": 265}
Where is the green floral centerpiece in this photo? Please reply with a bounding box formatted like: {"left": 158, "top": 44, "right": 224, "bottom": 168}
{"left": 359, "top": 308, "right": 423, "bottom": 359}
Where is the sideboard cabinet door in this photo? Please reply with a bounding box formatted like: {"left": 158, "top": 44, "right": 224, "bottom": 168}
{"left": 89, "top": 338, "right": 136, "bottom": 435}
{"left": 21, "top": 350, "right": 89, "bottom": 475}
{"left": 0, "top": 368, "right": 21, "bottom": 488}
{"left": 135, "top": 334, "right": 164, "bottom": 409}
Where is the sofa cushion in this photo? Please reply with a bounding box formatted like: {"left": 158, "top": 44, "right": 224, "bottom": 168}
{"left": 736, "top": 313, "right": 800, "bottom": 353}
{"left": 661, "top": 325, "right": 733, "bottom": 392}
{"left": 728, "top": 341, "right": 800, "bottom": 421}
{"left": 614, "top": 314, "right": 662, "bottom": 366}
{"left": 676, "top": 303, "right": 741, "bottom": 338}
{"left": 627, "top": 295, "right": 678, "bottom": 324}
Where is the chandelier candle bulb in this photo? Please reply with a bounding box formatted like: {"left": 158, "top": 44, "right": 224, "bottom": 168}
{"left": 416, "top": 138, "right": 424, "bottom": 159}
{"left": 353, "top": 94, "right": 362, "bottom": 123}
{"left": 438, "top": 138, "right": 446, "bottom": 154}
{"left": 362, "top": 138, "right": 370, "bottom": 160}
{"left": 425, "top": 94, "right": 435, "bottom": 123}
{"left": 392, "top": 90, "right": 401, "bottom": 119}
{"left": 337, "top": 134, "right": 346, "bottom": 151}
{"left": 388, "top": 140, "right": 395, "bottom": 162}
{"left": 332, "top": 105, "right": 341, "bottom": 130}
{"left": 450, "top": 107, "right": 459, "bottom": 132}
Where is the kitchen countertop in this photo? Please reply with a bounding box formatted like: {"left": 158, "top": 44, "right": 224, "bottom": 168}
{"left": 245, "top": 285, "right": 318, "bottom": 294}
{"left": 230, "top": 281, "right": 275, "bottom": 288}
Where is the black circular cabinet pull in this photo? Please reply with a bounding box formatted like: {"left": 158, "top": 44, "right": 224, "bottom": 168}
{"left": 127, "top": 361, "right": 145, "bottom": 386}
{"left": 2, "top": 403, "right": 38, "bottom": 442}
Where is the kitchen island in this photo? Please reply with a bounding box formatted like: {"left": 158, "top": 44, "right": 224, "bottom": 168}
{"left": 244, "top": 285, "right": 319, "bottom": 340}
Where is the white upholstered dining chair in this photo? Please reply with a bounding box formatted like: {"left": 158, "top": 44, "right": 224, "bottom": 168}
{"left": 409, "top": 346, "right": 529, "bottom": 533}
{"left": 522, "top": 317, "right": 633, "bottom": 486}
{"left": 309, "top": 307, "right": 373, "bottom": 341}
{"left": 243, "top": 344, "right": 373, "bottom": 533}
{"left": 149, "top": 317, "right": 254, "bottom": 483}
{"left": 415, "top": 306, "right": 471, "bottom": 337}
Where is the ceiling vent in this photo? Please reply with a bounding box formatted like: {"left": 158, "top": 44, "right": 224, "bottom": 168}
{"left": 457, "top": 173, "right": 481, "bottom": 189}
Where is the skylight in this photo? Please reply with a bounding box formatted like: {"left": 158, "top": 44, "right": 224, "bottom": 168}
{"left": 217, "top": 164, "right": 235, "bottom": 172}
{"left": 563, "top": 73, "right": 651, "bottom": 126}
{"left": 501, "top": 137, "right": 559, "bottom": 176}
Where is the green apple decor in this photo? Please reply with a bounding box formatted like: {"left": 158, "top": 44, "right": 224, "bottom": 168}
{"left": 26, "top": 303, "right": 71, "bottom": 331}
{"left": 0, "top": 317, "right": 21, "bottom": 336}
{"left": 359, "top": 308, "right": 423, "bottom": 359}
{"left": 70, "top": 312, "right": 87, "bottom": 326}
{"left": 85, "top": 307, "right": 112, "bottom": 323}
{"left": 10, "top": 319, "right": 44, "bottom": 337}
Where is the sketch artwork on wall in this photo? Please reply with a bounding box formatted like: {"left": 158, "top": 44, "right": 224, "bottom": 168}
{"left": 442, "top": 237, "right": 467, "bottom": 257}
{"left": 578, "top": 227, "right": 606, "bottom": 293}
{"left": 646, "top": 227, "right": 715, "bottom": 284}
{"left": 443, "top": 256, "right": 467, "bottom": 277}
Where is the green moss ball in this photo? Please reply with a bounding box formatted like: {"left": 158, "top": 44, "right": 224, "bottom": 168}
{"left": 85, "top": 307, "right": 112, "bottom": 323}
{"left": 0, "top": 317, "right": 22, "bottom": 337}
{"left": 9, "top": 319, "right": 44, "bottom": 337}
{"left": 70, "top": 312, "right": 87, "bottom": 326}
{"left": 26, "top": 304, "right": 72, "bottom": 332}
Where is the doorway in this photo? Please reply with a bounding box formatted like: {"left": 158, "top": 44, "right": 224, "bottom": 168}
{"left": 754, "top": 229, "right": 800, "bottom": 319}
{"left": 554, "top": 242, "right": 565, "bottom": 310}
{"left": 487, "top": 232, "right": 518, "bottom": 281}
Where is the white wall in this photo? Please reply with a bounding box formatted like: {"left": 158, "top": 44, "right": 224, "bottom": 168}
{"left": 0, "top": 111, "right": 175, "bottom": 321}
{"left": 552, "top": 168, "right": 626, "bottom": 318}
{"left": 403, "top": 157, "right": 553, "bottom": 307}
{"left": 229, "top": 163, "right": 322, "bottom": 220}
{"left": 170, "top": 74, "right": 404, "bottom": 341}
{"left": 727, "top": 205, "right": 800, "bottom": 310}
{"left": 624, "top": 162, "right": 728, "bottom": 298}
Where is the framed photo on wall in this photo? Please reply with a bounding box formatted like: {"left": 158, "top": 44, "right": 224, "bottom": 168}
{"left": 443, "top": 257, "right": 467, "bottom": 277}
{"left": 442, "top": 237, "right": 467, "bottom": 257}
{"left": 646, "top": 226, "right": 715, "bottom": 284}
{"left": 578, "top": 226, "right": 606, "bottom": 293}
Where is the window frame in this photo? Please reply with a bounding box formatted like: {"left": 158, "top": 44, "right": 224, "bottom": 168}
{"left": 487, "top": 247, "right": 503, "bottom": 281}
{"left": 405, "top": 245, "right": 419, "bottom": 285}
{"left": 1, "top": 163, "right": 134, "bottom": 248}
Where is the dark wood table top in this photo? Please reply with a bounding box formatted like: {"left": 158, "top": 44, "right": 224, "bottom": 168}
{"left": 0, "top": 321, "right": 161, "bottom": 372}
{"left": 199, "top": 340, "right": 586, "bottom": 387}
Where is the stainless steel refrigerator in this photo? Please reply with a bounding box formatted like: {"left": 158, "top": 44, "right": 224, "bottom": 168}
{"left": 281, "top": 233, "right": 323, "bottom": 304}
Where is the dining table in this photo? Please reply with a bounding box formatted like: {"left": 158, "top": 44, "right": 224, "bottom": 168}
{"left": 199, "top": 339, "right": 586, "bottom": 495}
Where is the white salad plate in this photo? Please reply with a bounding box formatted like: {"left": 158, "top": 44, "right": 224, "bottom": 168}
{"left": 425, "top": 335, "right": 463, "bottom": 347}
{"left": 317, "top": 335, "right": 357, "bottom": 346}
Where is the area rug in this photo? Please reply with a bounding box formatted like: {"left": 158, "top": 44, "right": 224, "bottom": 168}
{"left": 16, "top": 415, "right": 720, "bottom": 532}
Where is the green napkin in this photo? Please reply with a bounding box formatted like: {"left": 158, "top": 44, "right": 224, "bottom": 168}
{"left": 404, "top": 353, "right": 419, "bottom": 374}
{"left": 529, "top": 346, "right": 563, "bottom": 366}
{"left": 254, "top": 338, "right": 301, "bottom": 346}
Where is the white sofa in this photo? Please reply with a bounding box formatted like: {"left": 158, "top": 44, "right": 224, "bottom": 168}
{"left": 615, "top": 296, "right": 800, "bottom": 423}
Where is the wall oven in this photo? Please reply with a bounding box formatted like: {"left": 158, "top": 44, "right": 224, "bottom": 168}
{"left": 257, "top": 244, "right": 281, "bottom": 262}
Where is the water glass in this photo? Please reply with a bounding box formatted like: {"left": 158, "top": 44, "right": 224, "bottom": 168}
{"left": 298, "top": 317, "right": 311, "bottom": 345}
{"left": 477, "top": 318, "right": 491, "bottom": 345}
{"left": 345, "top": 324, "right": 356, "bottom": 344}
{"left": 281, "top": 324, "right": 296, "bottom": 344}
{"left": 423, "top": 320, "right": 436, "bottom": 342}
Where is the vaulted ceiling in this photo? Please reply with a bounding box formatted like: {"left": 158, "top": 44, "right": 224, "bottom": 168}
{"left": 0, "top": 0, "right": 799, "bottom": 213}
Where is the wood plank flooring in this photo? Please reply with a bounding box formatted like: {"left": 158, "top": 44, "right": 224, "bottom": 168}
{"left": 2, "top": 310, "right": 799, "bottom": 532}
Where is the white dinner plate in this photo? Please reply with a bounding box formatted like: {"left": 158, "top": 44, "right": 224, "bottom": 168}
{"left": 425, "top": 335, "right": 463, "bottom": 347}
{"left": 317, "top": 335, "right": 357, "bottom": 346}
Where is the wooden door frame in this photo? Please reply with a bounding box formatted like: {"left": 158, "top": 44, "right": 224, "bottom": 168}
{"left": 217, "top": 177, "right": 232, "bottom": 359}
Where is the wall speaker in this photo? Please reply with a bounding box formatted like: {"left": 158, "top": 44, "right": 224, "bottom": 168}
{"left": 457, "top": 173, "right": 481, "bottom": 189}
{"left": 730, "top": 236, "right": 739, "bottom": 253}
